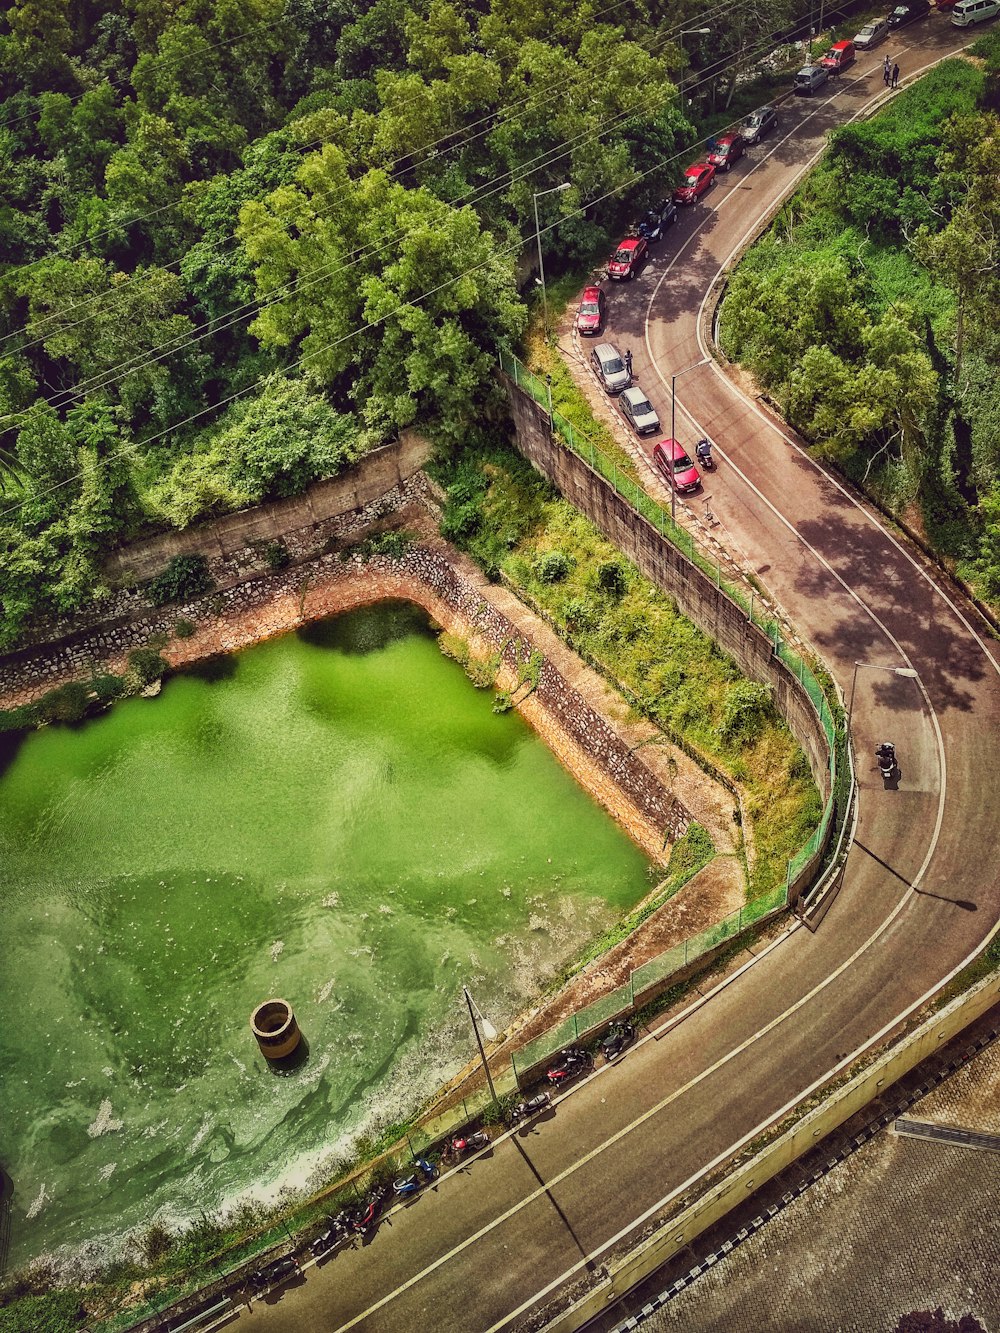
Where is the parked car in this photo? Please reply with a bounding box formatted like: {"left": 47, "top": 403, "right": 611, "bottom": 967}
{"left": 707, "top": 133, "right": 745, "bottom": 172}
{"left": 888, "top": 0, "right": 930, "bottom": 26}
{"left": 853, "top": 16, "right": 890, "bottom": 45}
{"left": 793, "top": 64, "right": 829, "bottom": 95}
{"left": 652, "top": 439, "right": 701, "bottom": 493}
{"left": 951, "top": 0, "right": 1000, "bottom": 24}
{"left": 740, "top": 105, "right": 778, "bottom": 144}
{"left": 619, "top": 386, "right": 660, "bottom": 436}
{"left": 636, "top": 199, "right": 678, "bottom": 242}
{"left": 575, "top": 285, "right": 606, "bottom": 336}
{"left": 607, "top": 235, "right": 648, "bottom": 280}
{"left": 590, "top": 343, "right": 631, "bottom": 394}
{"left": 673, "top": 162, "right": 716, "bottom": 204}
{"left": 820, "top": 39, "right": 856, "bottom": 72}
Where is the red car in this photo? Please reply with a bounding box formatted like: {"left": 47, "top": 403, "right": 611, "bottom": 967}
{"left": 607, "top": 235, "right": 648, "bottom": 281}
{"left": 707, "top": 134, "right": 745, "bottom": 172}
{"left": 652, "top": 439, "right": 701, "bottom": 493}
{"left": 575, "top": 285, "right": 606, "bottom": 335}
{"left": 673, "top": 162, "right": 716, "bottom": 204}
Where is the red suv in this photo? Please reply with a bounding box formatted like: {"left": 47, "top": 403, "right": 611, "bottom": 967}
{"left": 673, "top": 162, "right": 716, "bottom": 205}
{"left": 707, "top": 134, "right": 745, "bottom": 172}
{"left": 575, "top": 285, "right": 606, "bottom": 335}
{"left": 608, "top": 236, "right": 648, "bottom": 281}
{"left": 652, "top": 439, "right": 701, "bottom": 493}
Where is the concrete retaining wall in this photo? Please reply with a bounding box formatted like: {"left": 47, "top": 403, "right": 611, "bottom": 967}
{"left": 540, "top": 966, "right": 1000, "bottom": 1332}
{"left": 504, "top": 381, "right": 831, "bottom": 800}
{"left": 104, "top": 432, "right": 433, "bottom": 582}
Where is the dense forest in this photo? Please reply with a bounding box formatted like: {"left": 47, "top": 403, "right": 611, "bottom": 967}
{"left": 0, "top": 0, "right": 735, "bottom": 649}
{"left": 720, "top": 34, "right": 1000, "bottom": 605}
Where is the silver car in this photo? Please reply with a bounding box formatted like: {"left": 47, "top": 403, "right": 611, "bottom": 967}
{"left": 590, "top": 343, "right": 632, "bottom": 395}
{"left": 619, "top": 386, "right": 660, "bottom": 435}
{"left": 794, "top": 64, "right": 829, "bottom": 96}
{"left": 854, "top": 16, "right": 889, "bottom": 46}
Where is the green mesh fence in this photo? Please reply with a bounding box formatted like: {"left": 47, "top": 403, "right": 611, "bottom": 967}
{"left": 630, "top": 940, "right": 690, "bottom": 998}
{"left": 512, "top": 1013, "right": 580, "bottom": 1078}
{"left": 573, "top": 980, "right": 634, "bottom": 1035}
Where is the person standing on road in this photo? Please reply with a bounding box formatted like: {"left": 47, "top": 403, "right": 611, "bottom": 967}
{"left": 883, "top": 54, "right": 891, "bottom": 85}
{"left": 892, "top": 62, "right": 900, "bottom": 89}
{"left": 624, "top": 348, "right": 633, "bottom": 377}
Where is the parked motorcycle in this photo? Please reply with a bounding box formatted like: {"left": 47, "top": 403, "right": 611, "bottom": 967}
{"left": 393, "top": 1157, "right": 437, "bottom": 1195}
{"left": 546, "top": 1046, "right": 593, "bottom": 1086}
{"left": 876, "top": 741, "right": 897, "bottom": 781}
{"left": 600, "top": 1020, "right": 636, "bottom": 1062}
{"left": 695, "top": 438, "right": 715, "bottom": 470}
{"left": 309, "top": 1221, "right": 344, "bottom": 1259}
{"left": 449, "top": 1130, "right": 490, "bottom": 1157}
{"left": 509, "top": 1092, "right": 551, "bottom": 1124}
{"left": 249, "top": 1254, "right": 298, "bottom": 1292}
{"left": 351, "top": 1184, "right": 389, "bottom": 1235}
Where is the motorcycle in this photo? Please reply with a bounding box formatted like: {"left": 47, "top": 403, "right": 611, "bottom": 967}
{"left": 695, "top": 438, "right": 715, "bottom": 470}
{"left": 545, "top": 1046, "right": 593, "bottom": 1086}
{"left": 600, "top": 1020, "right": 636, "bottom": 1062}
{"left": 393, "top": 1158, "right": 437, "bottom": 1195}
{"left": 448, "top": 1130, "right": 490, "bottom": 1157}
{"left": 876, "top": 741, "right": 896, "bottom": 781}
{"left": 250, "top": 1254, "right": 298, "bottom": 1292}
{"left": 309, "top": 1220, "right": 345, "bottom": 1259}
{"left": 509, "top": 1092, "right": 551, "bottom": 1124}
{"left": 351, "top": 1184, "right": 389, "bottom": 1235}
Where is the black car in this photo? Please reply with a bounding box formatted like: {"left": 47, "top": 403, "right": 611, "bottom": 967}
{"left": 888, "top": 0, "right": 929, "bottom": 25}
{"left": 636, "top": 199, "right": 678, "bottom": 242}
{"left": 740, "top": 105, "right": 778, "bottom": 145}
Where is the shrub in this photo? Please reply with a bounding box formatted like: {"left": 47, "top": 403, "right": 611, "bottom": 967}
{"left": 173, "top": 618, "right": 195, "bottom": 639}
{"left": 91, "top": 673, "right": 125, "bottom": 703}
{"left": 535, "top": 550, "right": 570, "bottom": 583}
{"left": 596, "top": 560, "right": 627, "bottom": 599}
{"left": 127, "top": 647, "right": 168, "bottom": 686}
{"left": 147, "top": 555, "right": 214, "bottom": 607}
{"left": 364, "top": 529, "right": 414, "bottom": 559}
{"left": 141, "top": 1222, "right": 174, "bottom": 1265}
{"left": 440, "top": 502, "right": 481, "bottom": 542}
{"left": 35, "top": 681, "right": 91, "bottom": 724}
{"left": 262, "top": 540, "right": 290, "bottom": 570}
{"left": 720, "top": 681, "right": 775, "bottom": 745}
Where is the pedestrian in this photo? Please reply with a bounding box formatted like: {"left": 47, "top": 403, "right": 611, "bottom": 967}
{"left": 891, "top": 62, "right": 900, "bottom": 89}
{"left": 624, "top": 348, "right": 633, "bottom": 376}
{"left": 883, "top": 54, "right": 891, "bottom": 85}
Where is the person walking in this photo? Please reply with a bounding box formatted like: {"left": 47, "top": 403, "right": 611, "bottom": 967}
{"left": 883, "top": 54, "right": 891, "bottom": 85}
{"left": 624, "top": 348, "right": 633, "bottom": 376}
{"left": 891, "top": 62, "right": 900, "bottom": 89}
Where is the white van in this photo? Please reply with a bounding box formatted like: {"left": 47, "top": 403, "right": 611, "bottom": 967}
{"left": 952, "top": 0, "right": 1000, "bottom": 25}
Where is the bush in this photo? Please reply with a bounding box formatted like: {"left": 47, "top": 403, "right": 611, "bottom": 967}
{"left": 91, "top": 673, "right": 125, "bottom": 703}
{"left": 35, "top": 681, "right": 91, "bottom": 724}
{"left": 127, "top": 647, "right": 168, "bottom": 686}
{"left": 363, "top": 529, "right": 414, "bottom": 559}
{"left": 596, "top": 560, "right": 627, "bottom": 599}
{"left": 173, "top": 618, "right": 195, "bottom": 639}
{"left": 535, "top": 550, "right": 570, "bottom": 583}
{"left": 720, "top": 681, "right": 774, "bottom": 745}
{"left": 262, "top": 540, "right": 290, "bottom": 570}
{"left": 141, "top": 1222, "right": 174, "bottom": 1264}
{"left": 147, "top": 555, "right": 214, "bottom": 607}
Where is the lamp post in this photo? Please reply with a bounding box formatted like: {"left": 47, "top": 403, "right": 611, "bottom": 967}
{"left": 669, "top": 358, "right": 710, "bottom": 522}
{"left": 463, "top": 985, "right": 499, "bottom": 1109}
{"left": 533, "top": 182, "right": 572, "bottom": 339}
{"left": 679, "top": 27, "right": 712, "bottom": 105}
{"left": 846, "top": 661, "right": 919, "bottom": 728}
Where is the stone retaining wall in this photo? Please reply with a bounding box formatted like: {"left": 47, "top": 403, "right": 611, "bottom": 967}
{"left": 504, "top": 379, "right": 832, "bottom": 797}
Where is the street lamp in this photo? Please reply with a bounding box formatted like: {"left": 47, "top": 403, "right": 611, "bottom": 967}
{"left": 669, "top": 358, "right": 710, "bottom": 522}
{"left": 463, "top": 985, "right": 499, "bottom": 1109}
{"left": 533, "top": 182, "right": 572, "bottom": 339}
{"left": 678, "top": 27, "right": 712, "bottom": 103}
{"left": 846, "top": 661, "right": 919, "bottom": 727}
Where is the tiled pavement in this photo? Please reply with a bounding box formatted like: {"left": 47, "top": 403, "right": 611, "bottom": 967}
{"left": 605, "top": 1022, "right": 1000, "bottom": 1333}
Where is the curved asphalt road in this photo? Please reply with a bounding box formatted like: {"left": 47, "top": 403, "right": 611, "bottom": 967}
{"left": 232, "top": 23, "right": 1000, "bottom": 1333}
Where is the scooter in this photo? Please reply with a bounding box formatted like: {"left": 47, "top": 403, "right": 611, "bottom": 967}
{"left": 250, "top": 1254, "right": 298, "bottom": 1292}
{"left": 600, "top": 1020, "right": 636, "bottom": 1062}
{"left": 695, "top": 438, "right": 715, "bottom": 470}
{"left": 876, "top": 741, "right": 896, "bottom": 781}
{"left": 309, "top": 1220, "right": 345, "bottom": 1259}
{"left": 546, "top": 1047, "right": 593, "bottom": 1086}
{"left": 509, "top": 1092, "right": 551, "bottom": 1124}
{"left": 448, "top": 1130, "right": 490, "bottom": 1157}
{"left": 351, "top": 1184, "right": 389, "bottom": 1235}
{"left": 393, "top": 1158, "right": 437, "bottom": 1195}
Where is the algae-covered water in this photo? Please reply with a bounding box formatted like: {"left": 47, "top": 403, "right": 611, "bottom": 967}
{"left": 0, "top": 603, "right": 651, "bottom": 1267}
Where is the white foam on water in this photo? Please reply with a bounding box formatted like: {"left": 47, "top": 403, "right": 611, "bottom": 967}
{"left": 26, "top": 1183, "right": 49, "bottom": 1219}
{"left": 87, "top": 1100, "right": 122, "bottom": 1138}
{"left": 98, "top": 1163, "right": 116, "bottom": 1182}
{"left": 101, "top": 1066, "right": 114, "bottom": 1079}
{"left": 316, "top": 978, "right": 335, "bottom": 1004}
{"left": 189, "top": 1116, "right": 214, "bottom": 1152}
{"left": 230, "top": 1054, "right": 247, "bottom": 1074}
{"left": 321, "top": 892, "right": 340, "bottom": 908}
{"left": 270, "top": 939, "right": 284, "bottom": 962}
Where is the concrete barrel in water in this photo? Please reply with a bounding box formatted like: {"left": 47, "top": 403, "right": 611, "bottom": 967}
{"left": 250, "top": 998, "right": 301, "bottom": 1060}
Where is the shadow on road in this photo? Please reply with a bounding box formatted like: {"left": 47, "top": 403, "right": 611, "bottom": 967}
{"left": 855, "top": 839, "right": 977, "bottom": 910}
{"left": 510, "top": 1137, "right": 597, "bottom": 1272}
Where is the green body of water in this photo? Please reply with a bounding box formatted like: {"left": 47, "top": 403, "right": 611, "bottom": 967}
{"left": 0, "top": 603, "right": 651, "bottom": 1267}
